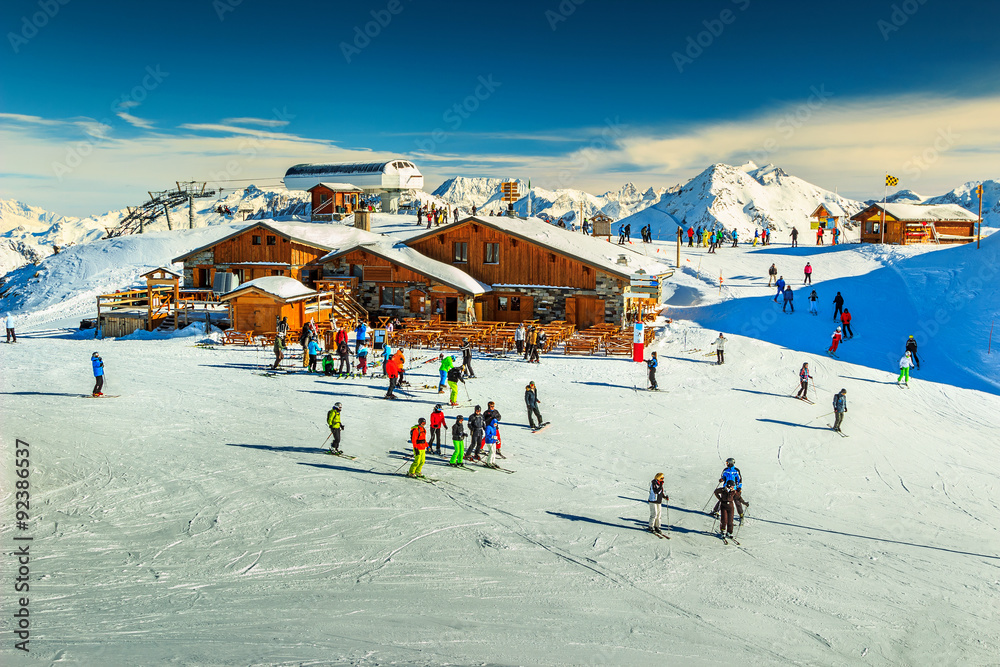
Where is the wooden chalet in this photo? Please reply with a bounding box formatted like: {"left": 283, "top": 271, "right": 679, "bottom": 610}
{"left": 403, "top": 216, "right": 673, "bottom": 328}
{"left": 809, "top": 202, "right": 847, "bottom": 230}
{"left": 219, "top": 276, "right": 335, "bottom": 334}
{"left": 308, "top": 242, "right": 490, "bottom": 322}
{"left": 308, "top": 183, "right": 363, "bottom": 221}
{"left": 852, "top": 203, "right": 978, "bottom": 245}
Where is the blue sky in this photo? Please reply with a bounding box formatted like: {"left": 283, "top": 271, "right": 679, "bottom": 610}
{"left": 1, "top": 0, "right": 999, "bottom": 214}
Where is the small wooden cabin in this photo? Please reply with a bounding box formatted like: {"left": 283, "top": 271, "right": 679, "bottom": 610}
{"left": 309, "top": 183, "right": 363, "bottom": 221}
{"left": 589, "top": 212, "right": 614, "bottom": 241}
{"left": 220, "top": 276, "right": 333, "bottom": 334}
{"left": 852, "top": 203, "right": 978, "bottom": 245}
{"left": 810, "top": 202, "right": 846, "bottom": 230}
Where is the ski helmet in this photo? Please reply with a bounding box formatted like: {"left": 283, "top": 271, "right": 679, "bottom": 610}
{"left": 836, "top": 327, "right": 842, "bottom": 331}
{"left": 418, "top": 417, "right": 426, "bottom": 424}
{"left": 474, "top": 405, "right": 481, "bottom": 411}
{"left": 462, "top": 337, "right": 469, "bottom": 342}
{"left": 726, "top": 458, "right": 735, "bottom": 466}
{"left": 333, "top": 402, "right": 342, "bottom": 410}
{"left": 434, "top": 403, "right": 442, "bottom": 410}
{"left": 92, "top": 351, "right": 100, "bottom": 357}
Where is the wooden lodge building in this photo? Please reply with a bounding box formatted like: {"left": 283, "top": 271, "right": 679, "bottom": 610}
{"left": 852, "top": 203, "right": 979, "bottom": 245}
{"left": 307, "top": 183, "right": 363, "bottom": 221}
{"left": 172, "top": 215, "right": 673, "bottom": 334}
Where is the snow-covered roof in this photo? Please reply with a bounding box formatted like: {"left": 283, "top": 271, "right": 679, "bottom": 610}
{"left": 140, "top": 266, "right": 182, "bottom": 278}
{"left": 220, "top": 276, "right": 316, "bottom": 302}
{"left": 853, "top": 203, "right": 979, "bottom": 222}
{"left": 811, "top": 202, "right": 846, "bottom": 218}
{"left": 317, "top": 242, "right": 491, "bottom": 296}
{"left": 172, "top": 220, "right": 387, "bottom": 262}
{"left": 308, "top": 183, "right": 364, "bottom": 192}
{"left": 407, "top": 216, "right": 674, "bottom": 280}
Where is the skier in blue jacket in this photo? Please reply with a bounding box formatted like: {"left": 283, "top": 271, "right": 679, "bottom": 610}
{"left": 774, "top": 276, "right": 786, "bottom": 302}
{"left": 483, "top": 418, "right": 500, "bottom": 467}
{"left": 646, "top": 352, "right": 658, "bottom": 390}
{"left": 712, "top": 457, "right": 749, "bottom": 519}
{"left": 91, "top": 352, "right": 104, "bottom": 397}
{"left": 354, "top": 321, "right": 368, "bottom": 354}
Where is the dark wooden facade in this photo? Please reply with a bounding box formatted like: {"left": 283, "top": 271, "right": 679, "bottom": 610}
{"left": 854, "top": 205, "right": 976, "bottom": 245}
{"left": 309, "top": 184, "right": 362, "bottom": 220}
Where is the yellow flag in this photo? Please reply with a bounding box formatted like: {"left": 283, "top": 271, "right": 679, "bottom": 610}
{"left": 886, "top": 175, "right": 899, "bottom": 187}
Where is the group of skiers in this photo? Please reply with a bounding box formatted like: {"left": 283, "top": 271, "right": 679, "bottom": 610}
{"left": 513, "top": 323, "right": 547, "bottom": 362}
{"left": 683, "top": 225, "right": 772, "bottom": 248}
{"left": 767, "top": 262, "right": 822, "bottom": 314}
{"left": 647, "top": 457, "right": 750, "bottom": 541}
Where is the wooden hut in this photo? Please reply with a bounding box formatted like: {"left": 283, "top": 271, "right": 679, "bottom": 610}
{"left": 589, "top": 212, "right": 614, "bottom": 241}
{"left": 809, "top": 202, "right": 847, "bottom": 231}
{"left": 308, "top": 183, "right": 363, "bottom": 221}
{"left": 95, "top": 267, "right": 181, "bottom": 338}
{"left": 852, "top": 203, "right": 978, "bottom": 245}
{"left": 220, "top": 276, "right": 334, "bottom": 334}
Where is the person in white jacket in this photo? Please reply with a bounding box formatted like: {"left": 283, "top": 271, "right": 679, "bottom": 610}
{"left": 897, "top": 351, "right": 914, "bottom": 386}
{"left": 514, "top": 324, "right": 525, "bottom": 356}
{"left": 713, "top": 333, "right": 727, "bottom": 365}
{"left": 4, "top": 312, "right": 15, "bottom": 343}
{"left": 648, "top": 472, "right": 668, "bottom": 535}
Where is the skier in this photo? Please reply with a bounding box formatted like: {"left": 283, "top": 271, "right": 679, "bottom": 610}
{"left": 429, "top": 404, "right": 447, "bottom": 455}
{"left": 804, "top": 262, "right": 813, "bottom": 285}
{"left": 437, "top": 353, "right": 456, "bottom": 393}
{"left": 714, "top": 481, "right": 738, "bottom": 540}
{"left": 525, "top": 382, "right": 544, "bottom": 429}
{"left": 808, "top": 289, "right": 819, "bottom": 316}
{"left": 524, "top": 326, "right": 537, "bottom": 360}
{"left": 465, "top": 405, "right": 486, "bottom": 461}
{"left": 299, "top": 326, "right": 313, "bottom": 368}
{"left": 828, "top": 327, "right": 843, "bottom": 357}
{"left": 646, "top": 351, "right": 659, "bottom": 391}
{"left": 898, "top": 351, "right": 914, "bottom": 386}
{"left": 483, "top": 401, "right": 503, "bottom": 457}
{"left": 322, "top": 353, "right": 335, "bottom": 376}
{"left": 762, "top": 228, "right": 770, "bottom": 245}
{"left": 354, "top": 320, "right": 368, "bottom": 354}
{"left": 816, "top": 227, "right": 824, "bottom": 245}
{"left": 753, "top": 229, "right": 760, "bottom": 247}
{"left": 832, "top": 292, "right": 845, "bottom": 321}
{"left": 832, "top": 389, "right": 848, "bottom": 432}
{"left": 392, "top": 349, "right": 408, "bottom": 386}
{"left": 308, "top": 338, "right": 323, "bottom": 373}
{"left": 446, "top": 365, "right": 466, "bottom": 406}
{"left": 731, "top": 229, "right": 739, "bottom": 247}
{"left": 905, "top": 335, "right": 920, "bottom": 370}
{"left": 767, "top": 263, "right": 777, "bottom": 287}
{"left": 833, "top": 227, "right": 841, "bottom": 245}
{"left": 326, "top": 403, "right": 344, "bottom": 454}
{"left": 782, "top": 285, "right": 794, "bottom": 313}
{"left": 5, "top": 312, "right": 15, "bottom": 343}
{"left": 774, "top": 276, "right": 786, "bottom": 302}
{"left": 790, "top": 226, "right": 799, "bottom": 247}
{"left": 384, "top": 354, "right": 400, "bottom": 399}
{"left": 648, "top": 472, "right": 669, "bottom": 535}
{"left": 795, "top": 363, "right": 813, "bottom": 400}
{"left": 91, "top": 352, "right": 104, "bottom": 397}
{"left": 334, "top": 325, "right": 348, "bottom": 348}
{"left": 483, "top": 418, "right": 500, "bottom": 467}
{"left": 460, "top": 337, "right": 476, "bottom": 378}
{"left": 712, "top": 458, "right": 749, "bottom": 519}
{"left": 840, "top": 308, "right": 854, "bottom": 339}
{"left": 271, "top": 333, "right": 285, "bottom": 370}
{"left": 708, "top": 230, "right": 717, "bottom": 254}
{"left": 357, "top": 344, "right": 369, "bottom": 376}
{"left": 713, "top": 333, "right": 727, "bottom": 365}
{"left": 407, "top": 418, "right": 429, "bottom": 478}
{"left": 449, "top": 415, "right": 467, "bottom": 466}
{"left": 532, "top": 330, "right": 546, "bottom": 363}
{"left": 514, "top": 323, "right": 525, "bottom": 355}
{"left": 687, "top": 226, "right": 695, "bottom": 247}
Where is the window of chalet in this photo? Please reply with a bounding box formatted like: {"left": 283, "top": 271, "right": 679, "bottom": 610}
{"left": 453, "top": 242, "right": 468, "bottom": 263}
{"left": 266, "top": 235, "right": 276, "bottom": 246}
{"left": 511, "top": 296, "right": 520, "bottom": 312}
{"left": 320, "top": 193, "right": 330, "bottom": 204}
{"left": 380, "top": 286, "right": 405, "bottom": 307}
{"left": 252, "top": 235, "right": 262, "bottom": 245}
{"left": 549, "top": 253, "right": 556, "bottom": 263}
{"left": 271, "top": 269, "right": 284, "bottom": 276}
{"left": 498, "top": 296, "right": 508, "bottom": 311}
{"left": 485, "top": 243, "right": 500, "bottom": 264}
{"left": 197, "top": 268, "right": 209, "bottom": 287}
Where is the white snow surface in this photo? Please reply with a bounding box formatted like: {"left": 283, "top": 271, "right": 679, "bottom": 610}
{"left": 1, "top": 230, "right": 999, "bottom": 665}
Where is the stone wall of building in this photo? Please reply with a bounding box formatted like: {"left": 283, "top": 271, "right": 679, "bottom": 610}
{"left": 495, "top": 272, "right": 627, "bottom": 326}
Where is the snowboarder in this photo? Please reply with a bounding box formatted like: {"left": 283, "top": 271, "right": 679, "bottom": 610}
{"left": 808, "top": 289, "right": 819, "bottom": 316}
{"left": 796, "top": 363, "right": 813, "bottom": 400}
{"left": 514, "top": 324, "right": 525, "bottom": 355}
{"left": 828, "top": 327, "right": 843, "bottom": 356}
{"left": 767, "top": 263, "right": 777, "bottom": 287}
{"left": 5, "top": 312, "right": 16, "bottom": 343}
{"left": 91, "top": 352, "right": 104, "bottom": 397}
{"left": 466, "top": 405, "right": 486, "bottom": 461}
{"left": 715, "top": 480, "right": 738, "bottom": 540}
{"left": 648, "top": 472, "right": 669, "bottom": 535}
{"left": 460, "top": 337, "right": 476, "bottom": 378}
{"left": 832, "top": 292, "right": 845, "bottom": 321}
{"left": 449, "top": 415, "right": 467, "bottom": 466}
{"left": 357, "top": 345, "right": 369, "bottom": 376}
{"left": 326, "top": 403, "right": 344, "bottom": 453}
{"left": 774, "top": 276, "right": 786, "bottom": 302}
{"left": 832, "top": 389, "right": 848, "bottom": 432}
{"left": 483, "top": 418, "right": 500, "bottom": 467}
{"left": 446, "top": 365, "right": 465, "bottom": 406}
{"left": 804, "top": 262, "right": 813, "bottom": 285}
{"left": 438, "top": 353, "right": 456, "bottom": 393}
{"left": 898, "top": 351, "right": 914, "bottom": 386}
{"left": 782, "top": 285, "right": 794, "bottom": 313}
{"left": 429, "top": 404, "right": 447, "bottom": 455}
{"left": 841, "top": 308, "right": 854, "bottom": 339}
{"left": 308, "top": 338, "right": 323, "bottom": 373}
{"left": 408, "top": 418, "right": 429, "bottom": 478}
{"left": 271, "top": 334, "right": 285, "bottom": 370}
{"left": 646, "top": 352, "right": 659, "bottom": 390}
{"left": 790, "top": 226, "right": 799, "bottom": 247}
{"left": 713, "top": 333, "right": 727, "bottom": 365}
{"left": 905, "top": 335, "right": 920, "bottom": 370}
{"left": 525, "top": 382, "right": 544, "bottom": 429}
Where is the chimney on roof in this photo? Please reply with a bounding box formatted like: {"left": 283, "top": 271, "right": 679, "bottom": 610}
{"left": 617, "top": 254, "right": 629, "bottom": 266}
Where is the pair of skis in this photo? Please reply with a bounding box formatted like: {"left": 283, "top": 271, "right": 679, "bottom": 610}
{"left": 648, "top": 528, "right": 671, "bottom": 540}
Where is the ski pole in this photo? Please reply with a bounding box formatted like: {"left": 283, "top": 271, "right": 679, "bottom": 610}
{"left": 320, "top": 432, "right": 332, "bottom": 448}
{"left": 701, "top": 487, "right": 719, "bottom": 513}
{"left": 464, "top": 383, "right": 472, "bottom": 401}
{"left": 393, "top": 457, "right": 411, "bottom": 474}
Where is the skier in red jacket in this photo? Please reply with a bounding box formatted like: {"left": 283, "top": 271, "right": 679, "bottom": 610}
{"left": 428, "top": 404, "right": 447, "bottom": 456}
{"left": 828, "top": 327, "right": 843, "bottom": 357}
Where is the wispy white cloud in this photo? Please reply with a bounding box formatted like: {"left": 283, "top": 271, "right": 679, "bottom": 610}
{"left": 116, "top": 112, "right": 155, "bottom": 129}
{"left": 222, "top": 117, "right": 292, "bottom": 128}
